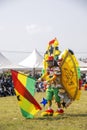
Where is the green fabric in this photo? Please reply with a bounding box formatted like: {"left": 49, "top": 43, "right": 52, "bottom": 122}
{"left": 46, "top": 86, "right": 54, "bottom": 101}
{"left": 54, "top": 55, "right": 58, "bottom": 60}
{"left": 26, "top": 77, "right": 36, "bottom": 96}
{"left": 21, "top": 108, "right": 34, "bottom": 119}
{"left": 53, "top": 88, "right": 60, "bottom": 103}
{"left": 41, "top": 68, "right": 45, "bottom": 75}
{"left": 46, "top": 87, "right": 60, "bottom": 103}
{"left": 77, "top": 67, "right": 81, "bottom": 79}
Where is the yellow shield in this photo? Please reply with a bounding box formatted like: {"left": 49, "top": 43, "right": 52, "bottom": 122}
{"left": 60, "top": 49, "right": 81, "bottom": 100}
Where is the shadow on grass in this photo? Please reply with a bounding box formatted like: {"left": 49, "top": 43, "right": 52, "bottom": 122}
{"left": 24, "top": 114, "right": 66, "bottom": 121}
{"left": 30, "top": 113, "right": 87, "bottom": 121}
{"left": 66, "top": 113, "right": 87, "bottom": 117}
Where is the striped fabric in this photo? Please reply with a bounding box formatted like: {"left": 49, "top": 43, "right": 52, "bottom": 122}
{"left": 11, "top": 70, "right": 42, "bottom": 118}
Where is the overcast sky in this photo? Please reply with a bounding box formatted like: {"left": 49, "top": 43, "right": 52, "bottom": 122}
{"left": 0, "top": 0, "right": 87, "bottom": 63}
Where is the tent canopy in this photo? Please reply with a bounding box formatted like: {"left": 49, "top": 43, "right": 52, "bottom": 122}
{"left": 19, "top": 49, "right": 43, "bottom": 69}
{"left": 0, "top": 64, "right": 26, "bottom": 71}
{"left": 0, "top": 52, "right": 11, "bottom": 66}
{"left": 78, "top": 60, "right": 87, "bottom": 73}
{"left": 0, "top": 52, "right": 28, "bottom": 71}
{"left": 78, "top": 60, "right": 87, "bottom": 68}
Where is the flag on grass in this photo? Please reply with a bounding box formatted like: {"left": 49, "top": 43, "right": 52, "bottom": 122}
{"left": 11, "top": 70, "right": 42, "bottom": 119}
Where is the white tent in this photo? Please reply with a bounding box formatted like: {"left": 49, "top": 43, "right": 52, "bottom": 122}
{"left": 0, "top": 52, "right": 26, "bottom": 71}
{"left": 0, "top": 52, "right": 11, "bottom": 66}
{"left": 19, "top": 49, "right": 43, "bottom": 69}
{"left": 0, "top": 64, "right": 26, "bottom": 71}
{"left": 78, "top": 60, "right": 87, "bottom": 73}
{"left": 78, "top": 60, "right": 87, "bottom": 68}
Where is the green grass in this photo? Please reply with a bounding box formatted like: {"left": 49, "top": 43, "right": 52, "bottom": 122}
{"left": 0, "top": 90, "right": 87, "bottom": 130}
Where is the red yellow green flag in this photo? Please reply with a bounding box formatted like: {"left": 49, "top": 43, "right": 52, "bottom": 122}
{"left": 11, "top": 70, "right": 42, "bottom": 119}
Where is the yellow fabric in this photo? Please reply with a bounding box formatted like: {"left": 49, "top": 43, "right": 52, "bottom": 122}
{"left": 54, "top": 50, "right": 60, "bottom": 55}
{"left": 18, "top": 73, "right": 27, "bottom": 87}
{"left": 53, "top": 39, "right": 59, "bottom": 46}
{"left": 60, "top": 50, "right": 81, "bottom": 100}
{"left": 15, "top": 90, "right": 39, "bottom": 115}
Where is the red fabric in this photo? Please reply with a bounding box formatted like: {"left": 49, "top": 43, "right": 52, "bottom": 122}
{"left": 47, "top": 56, "right": 54, "bottom": 61}
{"left": 79, "top": 79, "right": 82, "bottom": 90}
{"left": 11, "top": 70, "right": 42, "bottom": 110}
{"left": 56, "top": 109, "right": 64, "bottom": 114}
{"left": 46, "top": 109, "right": 54, "bottom": 113}
{"left": 49, "top": 38, "right": 56, "bottom": 45}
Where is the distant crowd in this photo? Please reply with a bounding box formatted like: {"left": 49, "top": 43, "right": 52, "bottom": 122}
{"left": 0, "top": 72, "right": 45, "bottom": 97}
{"left": 0, "top": 73, "right": 15, "bottom": 97}
{"left": 29, "top": 72, "right": 46, "bottom": 92}
{"left": 0, "top": 71, "right": 86, "bottom": 98}
{"left": 81, "top": 73, "right": 87, "bottom": 90}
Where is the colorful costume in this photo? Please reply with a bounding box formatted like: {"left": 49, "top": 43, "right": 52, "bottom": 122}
{"left": 39, "top": 38, "right": 81, "bottom": 116}
{"left": 39, "top": 38, "right": 64, "bottom": 116}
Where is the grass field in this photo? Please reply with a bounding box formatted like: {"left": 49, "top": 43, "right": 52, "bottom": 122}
{"left": 0, "top": 90, "right": 87, "bottom": 130}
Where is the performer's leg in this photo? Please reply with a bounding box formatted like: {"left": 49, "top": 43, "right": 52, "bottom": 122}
{"left": 41, "top": 87, "right": 54, "bottom": 116}
{"left": 54, "top": 88, "right": 64, "bottom": 115}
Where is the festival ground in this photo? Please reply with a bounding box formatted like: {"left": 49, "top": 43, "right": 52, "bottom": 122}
{"left": 0, "top": 90, "right": 87, "bottom": 130}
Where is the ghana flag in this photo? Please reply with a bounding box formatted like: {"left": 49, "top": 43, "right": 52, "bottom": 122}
{"left": 11, "top": 70, "right": 42, "bottom": 119}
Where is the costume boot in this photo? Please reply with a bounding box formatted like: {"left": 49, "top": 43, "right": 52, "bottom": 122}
{"left": 54, "top": 109, "right": 64, "bottom": 116}
{"left": 41, "top": 109, "right": 54, "bottom": 116}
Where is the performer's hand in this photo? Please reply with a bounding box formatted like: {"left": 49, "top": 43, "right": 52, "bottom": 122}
{"left": 37, "top": 78, "right": 41, "bottom": 82}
